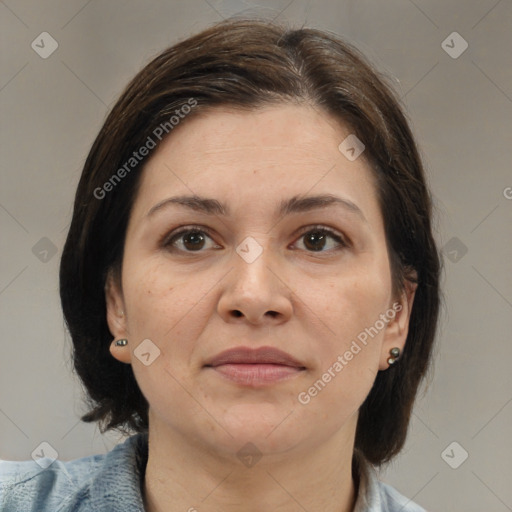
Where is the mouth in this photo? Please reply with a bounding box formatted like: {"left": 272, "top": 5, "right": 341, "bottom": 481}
{"left": 204, "top": 346, "right": 306, "bottom": 387}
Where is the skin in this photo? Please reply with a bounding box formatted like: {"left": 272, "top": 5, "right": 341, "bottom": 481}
{"left": 105, "top": 104, "right": 416, "bottom": 512}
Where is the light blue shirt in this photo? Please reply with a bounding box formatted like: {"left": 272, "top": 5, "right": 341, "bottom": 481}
{"left": 0, "top": 433, "right": 426, "bottom": 511}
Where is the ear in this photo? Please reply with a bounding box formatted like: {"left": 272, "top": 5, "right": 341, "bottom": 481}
{"left": 105, "top": 268, "right": 131, "bottom": 364}
{"left": 379, "top": 273, "right": 418, "bottom": 370}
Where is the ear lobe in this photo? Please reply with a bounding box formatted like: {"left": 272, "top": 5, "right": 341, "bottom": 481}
{"left": 379, "top": 275, "right": 418, "bottom": 370}
{"left": 105, "top": 270, "right": 132, "bottom": 364}
{"left": 109, "top": 338, "right": 132, "bottom": 364}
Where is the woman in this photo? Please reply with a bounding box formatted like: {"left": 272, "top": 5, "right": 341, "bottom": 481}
{"left": 0, "top": 18, "right": 440, "bottom": 511}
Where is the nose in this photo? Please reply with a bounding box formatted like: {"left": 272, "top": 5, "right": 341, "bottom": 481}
{"left": 217, "top": 241, "right": 293, "bottom": 326}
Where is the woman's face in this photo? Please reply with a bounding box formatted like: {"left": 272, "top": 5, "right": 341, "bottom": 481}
{"left": 106, "top": 104, "right": 415, "bottom": 461}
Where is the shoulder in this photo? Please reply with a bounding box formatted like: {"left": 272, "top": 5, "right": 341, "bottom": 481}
{"left": 0, "top": 453, "right": 103, "bottom": 511}
{"left": 375, "top": 480, "right": 427, "bottom": 512}
{"left": 353, "top": 450, "right": 427, "bottom": 512}
{"left": 0, "top": 433, "right": 147, "bottom": 512}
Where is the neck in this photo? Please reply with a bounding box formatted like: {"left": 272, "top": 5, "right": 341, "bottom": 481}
{"left": 142, "top": 419, "right": 358, "bottom": 512}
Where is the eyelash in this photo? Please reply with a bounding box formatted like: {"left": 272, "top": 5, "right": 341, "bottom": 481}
{"left": 162, "top": 224, "right": 349, "bottom": 255}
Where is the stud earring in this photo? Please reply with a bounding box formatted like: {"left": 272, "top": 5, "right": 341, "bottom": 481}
{"left": 115, "top": 339, "right": 128, "bottom": 347}
{"left": 387, "top": 347, "right": 400, "bottom": 365}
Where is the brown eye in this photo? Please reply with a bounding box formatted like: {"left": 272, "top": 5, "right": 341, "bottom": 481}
{"left": 294, "top": 227, "right": 347, "bottom": 253}
{"left": 180, "top": 230, "right": 207, "bottom": 251}
{"left": 164, "top": 227, "right": 218, "bottom": 252}
{"left": 303, "top": 231, "right": 328, "bottom": 251}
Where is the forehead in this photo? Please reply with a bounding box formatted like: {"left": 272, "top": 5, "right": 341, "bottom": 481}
{"left": 155, "top": 103, "right": 350, "bottom": 163}
{"left": 130, "top": 104, "right": 381, "bottom": 225}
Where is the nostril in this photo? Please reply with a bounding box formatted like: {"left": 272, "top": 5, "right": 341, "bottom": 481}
{"left": 229, "top": 310, "right": 279, "bottom": 319}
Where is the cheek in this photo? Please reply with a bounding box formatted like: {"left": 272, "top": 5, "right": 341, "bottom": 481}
{"left": 302, "top": 255, "right": 391, "bottom": 400}
{"left": 320, "top": 257, "right": 392, "bottom": 345}
{"left": 123, "top": 261, "right": 176, "bottom": 334}
{"left": 120, "top": 260, "right": 209, "bottom": 412}
{"left": 121, "top": 258, "right": 222, "bottom": 364}
{"left": 122, "top": 255, "right": 202, "bottom": 326}
{"left": 297, "top": 274, "right": 390, "bottom": 424}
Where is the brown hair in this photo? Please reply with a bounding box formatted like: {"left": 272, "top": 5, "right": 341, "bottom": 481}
{"left": 59, "top": 17, "right": 441, "bottom": 465}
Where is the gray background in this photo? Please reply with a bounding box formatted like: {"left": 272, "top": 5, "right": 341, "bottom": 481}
{"left": 1, "top": 1, "right": 511, "bottom": 510}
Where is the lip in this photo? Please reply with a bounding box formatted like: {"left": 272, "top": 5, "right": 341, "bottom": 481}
{"left": 205, "top": 346, "right": 305, "bottom": 367}
{"left": 204, "top": 346, "right": 306, "bottom": 387}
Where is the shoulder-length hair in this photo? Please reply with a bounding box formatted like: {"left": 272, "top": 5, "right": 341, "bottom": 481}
{"left": 60, "top": 18, "right": 441, "bottom": 466}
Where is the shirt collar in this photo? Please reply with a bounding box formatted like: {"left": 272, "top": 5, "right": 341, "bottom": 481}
{"left": 352, "top": 448, "right": 388, "bottom": 511}
{"left": 89, "top": 432, "right": 148, "bottom": 512}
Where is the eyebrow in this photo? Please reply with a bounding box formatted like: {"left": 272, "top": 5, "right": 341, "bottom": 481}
{"left": 146, "top": 193, "right": 367, "bottom": 222}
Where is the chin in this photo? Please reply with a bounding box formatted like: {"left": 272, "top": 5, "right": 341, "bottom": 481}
{"left": 217, "top": 402, "right": 302, "bottom": 451}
